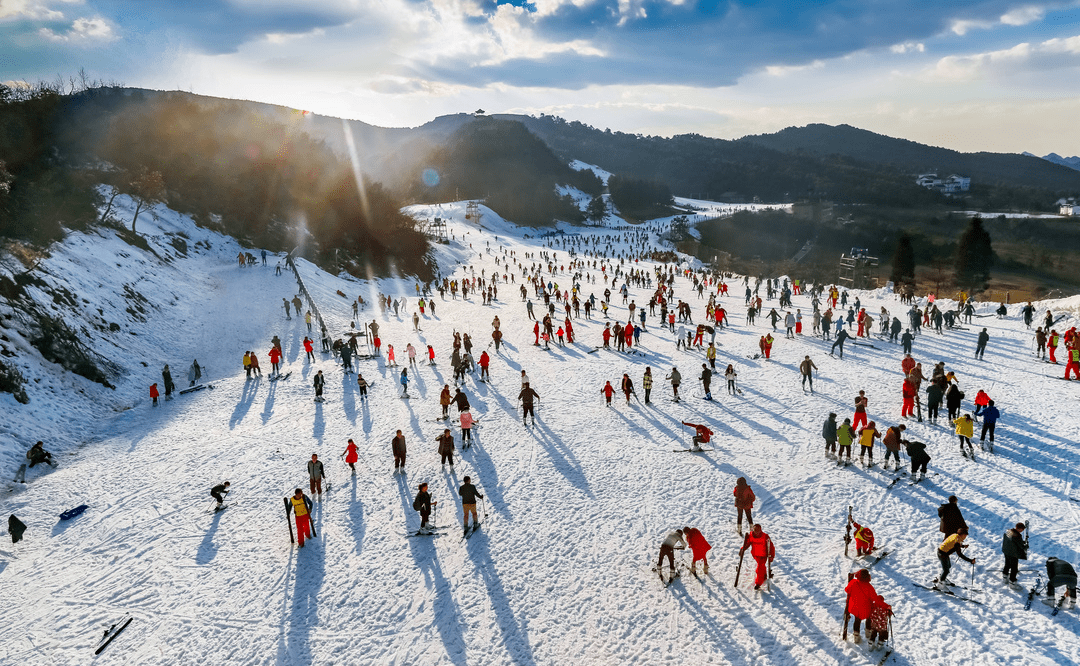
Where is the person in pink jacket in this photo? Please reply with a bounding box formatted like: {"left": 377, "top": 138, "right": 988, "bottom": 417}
{"left": 460, "top": 411, "right": 474, "bottom": 449}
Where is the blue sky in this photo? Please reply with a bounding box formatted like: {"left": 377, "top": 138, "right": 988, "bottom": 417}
{"left": 2, "top": 0, "right": 1080, "bottom": 155}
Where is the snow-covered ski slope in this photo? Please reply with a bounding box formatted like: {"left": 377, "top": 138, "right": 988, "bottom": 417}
{"left": 3, "top": 196, "right": 1080, "bottom": 665}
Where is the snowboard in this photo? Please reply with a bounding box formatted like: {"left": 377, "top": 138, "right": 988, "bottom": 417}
{"left": 59, "top": 505, "right": 89, "bottom": 521}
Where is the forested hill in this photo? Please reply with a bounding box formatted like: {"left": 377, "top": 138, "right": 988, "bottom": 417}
{"left": 740, "top": 124, "right": 1080, "bottom": 191}
{"left": 505, "top": 114, "right": 946, "bottom": 207}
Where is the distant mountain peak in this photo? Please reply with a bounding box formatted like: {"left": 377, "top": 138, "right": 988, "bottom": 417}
{"left": 1032, "top": 152, "right": 1080, "bottom": 172}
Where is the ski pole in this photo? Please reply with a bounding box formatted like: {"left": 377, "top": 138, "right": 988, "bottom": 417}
{"left": 970, "top": 559, "right": 976, "bottom": 589}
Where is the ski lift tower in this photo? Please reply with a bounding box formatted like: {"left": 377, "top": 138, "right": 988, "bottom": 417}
{"left": 838, "top": 248, "right": 879, "bottom": 290}
{"left": 465, "top": 201, "right": 481, "bottom": 225}
{"left": 429, "top": 216, "right": 449, "bottom": 244}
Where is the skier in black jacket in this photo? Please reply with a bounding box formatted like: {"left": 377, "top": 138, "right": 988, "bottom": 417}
{"left": 904, "top": 440, "right": 930, "bottom": 480}
{"left": 1001, "top": 523, "right": 1027, "bottom": 583}
{"left": 413, "top": 483, "right": 436, "bottom": 534}
{"left": 938, "top": 496, "right": 967, "bottom": 536}
{"left": 453, "top": 388, "right": 471, "bottom": 413}
{"left": 459, "top": 475, "right": 484, "bottom": 533}
{"left": 1046, "top": 558, "right": 1078, "bottom": 605}
{"left": 211, "top": 482, "right": 230, "bottom": 509}
{"left": 975, "top": 328, "right": 990, "bottom": 360}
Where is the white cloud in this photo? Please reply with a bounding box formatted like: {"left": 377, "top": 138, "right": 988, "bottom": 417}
{"left": 764, "top": 60, "right": 825, "bottom": 76}
{"left": 950, "top": 18, "right": 994, "bottom": 36}
{"left": 890, "top": 42, "right": 926, "bottom": 54}
{"left": 926, "top": 34, "right": 1080, "bottom": 81}
{"left": 38, "top": 16, "right": 115, "bottom": 42}
{"left": 1000, "top": 5, "right": 1045, "bottom": 26}
{"left": 0, "top": 0, "right": 67, "bottom": 21}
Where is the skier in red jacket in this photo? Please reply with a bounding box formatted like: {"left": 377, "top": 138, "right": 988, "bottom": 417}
{"left": 478, "top": 351, "right": 490, "bottom": 380}
{"left": 901, "top": 378, "right": 916, "bottom": 418}
{"left": 739, "top": 524, "right": 775, "bottom": 590}
{"left": 683, "top": 526, "right": 712, "bottom": 575}
{"left": 601, "top": 381, "right": 615, "bottom": 406}
{"left": 682, "top": 421, "right": 713, "bottom": 451}
{"left": 533, "top": 321, "right": 540, "bottom": 346}
{"left": 269, "top": 346, "right": 282, "bottom": 376}
{"left": 844, "top": 569, "right": 877, "bottom": 644}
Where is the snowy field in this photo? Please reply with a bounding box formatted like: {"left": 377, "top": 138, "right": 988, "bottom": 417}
{"left": 2, "top": 195, "right": 1080, "bottom": 665}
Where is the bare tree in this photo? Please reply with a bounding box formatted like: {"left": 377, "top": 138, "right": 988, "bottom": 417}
{"left": 98, "top": 183, "right": 121, "bottom": 225}
{"left": 128, "top": 169, "right": 166, "bottom": 234}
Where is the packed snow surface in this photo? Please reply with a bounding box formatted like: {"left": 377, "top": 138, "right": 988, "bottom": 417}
{"left": 2, "top": 197, "right": 1080, "bottom": 665}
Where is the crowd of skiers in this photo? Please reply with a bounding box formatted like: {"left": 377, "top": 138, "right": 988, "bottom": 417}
{"left": 59, "top": 229, "right": 1064, "bottom": 663}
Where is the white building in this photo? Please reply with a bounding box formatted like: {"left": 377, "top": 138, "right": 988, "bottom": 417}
{"left": 916, "top": 173, "right": 970, "bottom": 195}
{"left": 942, "top": 175, "right": 971, "bottom": 192}
{"left": 1061, "top": 204, "right": 1080, "bottom": 216}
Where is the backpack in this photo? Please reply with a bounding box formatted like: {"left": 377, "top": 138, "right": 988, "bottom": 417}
{"left": 412, "top": 496, "right": 422, "bottom": 511}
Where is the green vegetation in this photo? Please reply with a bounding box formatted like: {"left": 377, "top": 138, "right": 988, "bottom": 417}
{"left": 0, "top": 81, "right": 432, "bottom": 278}
{"left": 607, "top": 175, "right": 674, "bottom": 220}
{"left": 408, "top": 117, "right": 602, "bottom": 227}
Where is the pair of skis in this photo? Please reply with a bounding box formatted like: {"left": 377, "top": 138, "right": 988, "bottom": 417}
{"left": 913, "top": 581, "right": 983, "bottom": 604}
{"left": 284, "top": 497, "right": 317, "bottom": 543}
{"left": 94, "top": 615, "right": 133, "bottom": 655}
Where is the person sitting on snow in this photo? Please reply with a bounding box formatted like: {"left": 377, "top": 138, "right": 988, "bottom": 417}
{"left": 26, "top": 441, "right": 54, "bottom": 468}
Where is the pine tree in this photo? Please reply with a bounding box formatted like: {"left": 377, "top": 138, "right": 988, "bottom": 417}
{"left": 889, "top": 232, "right": 915, "bottom": 287}
{"left": 954, "top": 217, "right": 993, "bottom": 291}
{"left": 586, "top": 196, "right": 607, "bottom": 224}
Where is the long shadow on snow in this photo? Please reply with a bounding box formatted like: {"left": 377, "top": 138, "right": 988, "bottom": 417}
{"left": 312, "top": 402, "right": 325, "bottom": 443}
{"left": 655, "top": 577, "right": 757, "bottom": 661}
{"left": 282, "top": 520, "right": 325, "bottom": 664}
{"left": 530, "top": 420, "right": 594, "bottom": 499}
{"left": 228, "top": 377, "right": 260, "bottom": 428}
{"left": 463, "top": 529, "right": 538, "bottom": 666}
{"left": 456, "top": 425, "right": 514, "bottom": 521}
{"left": 403, "top": 518, "right": 468, "bottom": 664}
{"left": 194, "top": 508, "right": 226, "bottom": 565}
{"left": 348, "top": 474, "right": 365, "bottom": 556}
{"left": 340, "top": 372, "right": 357, "bottom": 426}
{"left": 260, "top": 378, "right": 277, "bottom": 424}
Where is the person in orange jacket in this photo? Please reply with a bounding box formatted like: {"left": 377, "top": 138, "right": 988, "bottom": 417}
{"left": 844, "top": 569, "right": 877, "bottom": 644}
{"left": 739, "top": 524, "right": 775, "bottom": 590}
{"left": 150, "top": 383, "right": 160, "bottom": 407}
{"left": 683, "top": 526, "right": 712, "bottom": 575}
{"left": 601, "top": 381, "right": 615, "bottom": 406}
{"left": 734, "top": 477, "right": 756, "bottom": 534}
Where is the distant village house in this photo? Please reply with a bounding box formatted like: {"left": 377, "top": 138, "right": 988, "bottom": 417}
{"left": 916, "top": 173, "right": 970, "bottom": 195}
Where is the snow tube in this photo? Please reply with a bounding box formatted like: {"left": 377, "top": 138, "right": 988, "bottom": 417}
{"left": 59, "top": 505, "right": 89, "bottom": 521}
